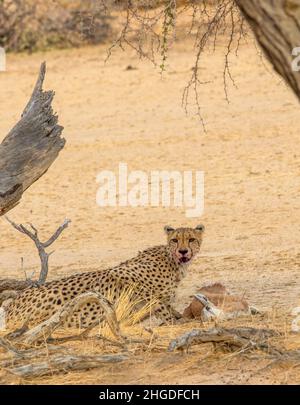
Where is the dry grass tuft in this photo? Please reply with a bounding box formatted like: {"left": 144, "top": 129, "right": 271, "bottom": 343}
{"left": 0, "top": 289, "right": 299, "bottom": 384}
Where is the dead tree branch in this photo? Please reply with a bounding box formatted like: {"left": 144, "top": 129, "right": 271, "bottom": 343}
{"left": 0, "top": 337, "right": 23, "bottom": 357}
{"left": 0, "top": 331, "right": 127, "bottom": 378}
{"left": 168, "top": 326, "right": 281, "bottom": 354}
{"left": 0, "top": 339, "right": 66, "bottom": 363}
{"left": 4, "top": 217, "right": 71, "bottom": 285}
{"left": 5, "top": 353, "right": 128, "bottom": 378}
{"left": 0, "top": 62, "right": 65, "bottom": 216}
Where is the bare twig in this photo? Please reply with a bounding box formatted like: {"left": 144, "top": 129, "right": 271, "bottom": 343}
{"left": 5, "top": 217, "right": 71, "bottom": 285}
{"left": 103, "top": 1, "right": 245, "bottom": 128}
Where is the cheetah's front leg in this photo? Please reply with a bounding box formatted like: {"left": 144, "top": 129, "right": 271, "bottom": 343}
{"left": 169, "top": 306, "right": 182, "bottom": 320}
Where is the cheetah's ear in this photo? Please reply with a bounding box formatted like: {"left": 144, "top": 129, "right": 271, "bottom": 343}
{"left": 164, "top": 225, "right": 175, "bottom": 235}
{"left": 195, "top": 224, "right": 205, "bottom": 232}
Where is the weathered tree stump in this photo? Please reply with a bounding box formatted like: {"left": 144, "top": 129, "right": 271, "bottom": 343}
{"left": 0, "top": 62, "right": 65, "bottom": 215}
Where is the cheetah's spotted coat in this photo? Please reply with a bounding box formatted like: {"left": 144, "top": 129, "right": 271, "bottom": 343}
{"left": 3, "top": 225, "right": 205, "bottom": 329}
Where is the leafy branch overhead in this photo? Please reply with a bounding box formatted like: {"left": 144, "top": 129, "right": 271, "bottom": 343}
{"left": 106, "top": 0, "right": 300, "bottom": 124}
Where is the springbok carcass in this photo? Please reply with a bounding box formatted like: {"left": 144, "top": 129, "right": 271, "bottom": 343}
{"left": 183, "top": 283, "right": 260, "bottom": 322}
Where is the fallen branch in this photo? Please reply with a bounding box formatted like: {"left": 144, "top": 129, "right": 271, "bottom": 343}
{"left": 45, "top": 320, "right": 102, "bottom": 344}
{"left": 168, "top": 327, "right": 281, "bottom": 354}
{"left": 4, "top": 318, "right": 31, "bottom": 341}
{"left": 0, "top": 343, "right": 68, "bottom": 366}
{"left": 5, "top": 217, "right": 71, "bottom": 285}
{"left": 6, "top": 353, "right": 128, "bottom": 378}
{"left": 47, "top": 332, "right": 127, "bottom": 349}
{"left": 0, "top": 337, "right": 23, "bottom": 357}
{"left": 14, "top": 292, "right": 122, "bottom": 346}
{"left": 0, "top": 62, "right": 65, "bottom": 216}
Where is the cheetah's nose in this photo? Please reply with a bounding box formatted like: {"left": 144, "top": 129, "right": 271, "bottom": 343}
{"left": 179, "top": 249, "right": 188, "bottom": 255}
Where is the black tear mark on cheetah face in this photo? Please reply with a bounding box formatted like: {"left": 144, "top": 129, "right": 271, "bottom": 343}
{"left": 164, "top": 224, "right": 205, "bottom": 265}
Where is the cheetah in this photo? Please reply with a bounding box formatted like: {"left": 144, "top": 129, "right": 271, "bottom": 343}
{"left": 1, "top": 225, "right": 205, "bottom": 330}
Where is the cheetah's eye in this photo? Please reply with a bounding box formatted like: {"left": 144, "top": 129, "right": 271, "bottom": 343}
{"left": 171, "top": 238, "right": 178, "bottom": 243}
{"left": 189, "top": 238, "right": 196, "bottom": 243}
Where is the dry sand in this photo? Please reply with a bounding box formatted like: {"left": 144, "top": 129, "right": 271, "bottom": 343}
{"left": 0, "top": 30, "right": 300, "bottom": 384}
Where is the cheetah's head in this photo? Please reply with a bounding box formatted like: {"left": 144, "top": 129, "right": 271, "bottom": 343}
{"left": 164, "top": 225, "right": 205, "bottom": 265}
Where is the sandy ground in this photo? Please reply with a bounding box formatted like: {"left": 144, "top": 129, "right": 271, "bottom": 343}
{"left": 0, "top": 28, "right": 300, "bottom": 384}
